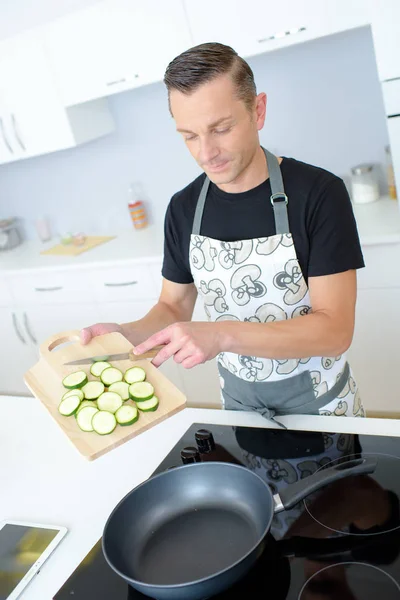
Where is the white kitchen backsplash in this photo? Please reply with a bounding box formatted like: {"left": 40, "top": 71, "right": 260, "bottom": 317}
{"left": 0, "top": 25, "right": 390, "bottom": 242}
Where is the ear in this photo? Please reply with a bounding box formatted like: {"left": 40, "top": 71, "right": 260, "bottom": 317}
{"left": 255, "top": 92, "right": 267, "bottom": 131}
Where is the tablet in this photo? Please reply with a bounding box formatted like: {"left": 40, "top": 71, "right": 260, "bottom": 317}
{"left": 0, "top": 520, "right": 67, "bottom": 600}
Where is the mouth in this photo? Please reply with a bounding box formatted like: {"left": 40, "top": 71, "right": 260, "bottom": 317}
{"left": 206, "top": 160, "right": 229, "bottom": 173}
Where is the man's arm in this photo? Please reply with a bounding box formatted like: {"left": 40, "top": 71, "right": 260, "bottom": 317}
{"left": 133, "top": 270, "right": 357, "bottom": 368}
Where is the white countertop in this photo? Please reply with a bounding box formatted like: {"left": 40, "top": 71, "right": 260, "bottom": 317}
{"left": 2, "top": 395, "right": 400, "bottom": 600}
{"left": 0, "top": 197, "right": 399, "bottom": 275}
{"left": 0, "top": 226, "right": 164, "bottom": 274}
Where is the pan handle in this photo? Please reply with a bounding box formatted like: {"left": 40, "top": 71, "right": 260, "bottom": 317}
{"left": 273, "top": 456, "right": 377, "bottom": 513}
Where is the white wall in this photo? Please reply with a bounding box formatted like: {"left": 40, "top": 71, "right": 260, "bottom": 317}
{"left": 0, "top": 21, "right": 390, "bottom": 242}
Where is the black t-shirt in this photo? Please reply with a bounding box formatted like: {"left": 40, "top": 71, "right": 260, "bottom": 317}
{"left": 162, "top": 157, "right": 364, "bottom": 284}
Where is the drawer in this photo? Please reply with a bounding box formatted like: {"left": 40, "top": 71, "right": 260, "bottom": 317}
{"left": 88, "top": 264, "right": 157, "bottom": 302}
{"left": 9, "top": 270, "right": 94, "bottom": 305}
{"left": 0, "top": 277, "right": 13, "bottom": 306}
{"left": 382, "top": 79, "right": 400, "bottom": 116}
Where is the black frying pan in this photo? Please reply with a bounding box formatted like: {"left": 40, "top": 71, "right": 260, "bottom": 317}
{"left": 102, "top": 456, "right": 376, "bottom": 600}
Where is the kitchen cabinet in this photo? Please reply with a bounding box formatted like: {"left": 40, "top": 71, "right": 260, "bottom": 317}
{"left": 43, "top": 0, "right": 193, "bottom": 107}
{"left": 370, "top": 0, "right": 400, "bottom": 81}
{"left": 387, "top": 118, "right": 400, "bottom": 194}
{"left": 0, "top": 308, "right": 36, "bottom": 395}
{"left": 184, "top": 0, "right": 371, "bottom": 60}
{"left": 0, "top": 31, "right": 114, "bottom": 165}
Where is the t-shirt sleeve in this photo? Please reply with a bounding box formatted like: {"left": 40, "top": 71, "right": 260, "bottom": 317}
{"left": 307, "top": 177, "right": 365, "bottom": 277}
{"left": 162, "top": 200, "right": 194, "bottom": 284}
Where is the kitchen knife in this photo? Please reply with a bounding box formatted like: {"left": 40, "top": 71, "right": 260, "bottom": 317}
{"left": 64, "top": 346, "right": 164, "bottom": 366}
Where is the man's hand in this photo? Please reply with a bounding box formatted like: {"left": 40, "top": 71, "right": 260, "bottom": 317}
{"left": 133, "top": 322, "right": 224, "bottom": 369}
{"left": 80, "top": 322, "right": 123, "bottom": 345}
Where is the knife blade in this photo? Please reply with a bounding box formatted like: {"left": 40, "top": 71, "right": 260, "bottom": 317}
{"left": 64, "top": 346, "right": 163, "bottom": 366}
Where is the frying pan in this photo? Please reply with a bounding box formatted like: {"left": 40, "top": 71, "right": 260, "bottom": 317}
{"left": 103, "top": 456, "right": 376, "bottom": 600}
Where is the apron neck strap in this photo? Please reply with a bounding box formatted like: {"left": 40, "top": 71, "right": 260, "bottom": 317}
{"left": 192, "top": 147, "right": 290, "bottom": 236}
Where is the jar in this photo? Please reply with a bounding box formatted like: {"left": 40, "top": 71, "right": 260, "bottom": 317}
{"left": 385, "top": 145, "right": 397, "bottom": 201}
{"left": 350, "top": 163, "right": 380, "bottom": 204}
{"left": 128, "top": 182, "right": 148, "bottom": 229}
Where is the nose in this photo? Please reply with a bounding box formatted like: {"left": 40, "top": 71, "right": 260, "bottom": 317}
{"left": 198, "top": 136, "right": 220, "bottom": 166}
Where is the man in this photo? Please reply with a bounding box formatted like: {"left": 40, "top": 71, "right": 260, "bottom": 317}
{"left": 82, "top": 42, "right": 365, "bottom": 419}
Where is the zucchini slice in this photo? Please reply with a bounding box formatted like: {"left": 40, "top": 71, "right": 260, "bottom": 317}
{"left": 76, "top": 405, "right": 99, "bottom": 432}
{"left": 62, "top": 371, "right": 88, "bottom": 389}
{"left": 97, "top": 391, "right": 123, "bottom": 413}
{"left": 100, "top": 367, "right": 123, "bottom": 386}
{"left": 90, "top": 361, "right": 111, "bottom": 377}
{"left": 92, "top": 411, "right": 117, "bottom": 435}
{"left": 129, "top": 381, "right": 154, "bottom": 402}
{"left": 58, "top": 395, "right": 81, "bottom": 416}
{"left": 81, "top": 381, "right": 105, "bottom": 400}
{"left": 115, "top": 404, "right": 139, "bottom": 426}
{"left": 62, "top": 388, "right": 84, "bottom": 402}
{"left": 124, "top": 366, "right": 146, "bottom": 385}
{"left": 108, "top": 381, "right": 130, "bottom": 401}
{"left": 136, "top": 396, "right": 159, "bottom": 412}
{"left": 75, "top": 400, "right": 96, "bottom": 417}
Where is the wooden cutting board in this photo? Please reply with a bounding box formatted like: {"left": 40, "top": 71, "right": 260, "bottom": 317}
{"left": 40, "top": 236, "right": 115, "bottom": 256}
{"left": 24, "top": 331, "right": 186, "bottom": 460}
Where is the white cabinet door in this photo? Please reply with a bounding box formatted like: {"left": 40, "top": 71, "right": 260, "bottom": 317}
{"left": 44, "top": 0, "right": 193, "bottom": 106}
{"left": 370, "top": 1, "right": 400, "bottom": 81}
{"left": 348, "top": 288, "right": 400, "bottom": 416}
{"left": 185, "top": 0, "right": 370, "bottom": 60}
{"left": 0, "top": 308, "right": 36, "bottom": 396}
{"left": 387, "top": 117, "right": 400, "bottom": 194}
{"left": 0, "top": 33, "right": 74, "bottom": 163}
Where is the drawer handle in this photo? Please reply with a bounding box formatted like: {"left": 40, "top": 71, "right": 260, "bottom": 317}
{"left": 34, "top": 286, "right": 63, "bottom": 292}
{"left": 24, "top": 312, "right": 37, "bottom": 345}
{"left": 12, "top": 313, "right": 26, "bottom": 344}
{"left": 104, "top": 281, "right": 138, "bottom": 287}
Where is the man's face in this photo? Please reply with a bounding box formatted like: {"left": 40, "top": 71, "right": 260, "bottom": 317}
{"left": 170, "top": 74, "right": 266, "bottom": 186}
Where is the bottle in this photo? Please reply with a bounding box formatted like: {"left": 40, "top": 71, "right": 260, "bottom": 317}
{"left": 385, "top": 145, "right": 397, "bottom": 201}
{"left": 128, "top": 182, "right": 148, "bottom": 229}
{"left": 350, "top": 163, "right": 380, "bottom": 204}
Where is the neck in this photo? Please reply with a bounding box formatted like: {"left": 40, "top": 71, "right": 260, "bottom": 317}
{"left": 217, "top": 146, "right": 281, "bottom": 194}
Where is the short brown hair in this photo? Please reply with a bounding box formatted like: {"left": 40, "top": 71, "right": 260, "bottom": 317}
{"left": 163, "top": 42, "right": 257, "bottom": 113}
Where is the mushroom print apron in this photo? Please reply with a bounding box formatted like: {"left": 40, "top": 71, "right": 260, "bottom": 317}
{"left": 189, "top": 148, "right": 365, "bottom": 420}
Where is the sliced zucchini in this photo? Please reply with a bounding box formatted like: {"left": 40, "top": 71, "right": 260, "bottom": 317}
{"left": 108, "top": 381, "right": 130, "bottom": 401}
{"left": 129, "top": 381, "right": 154, "bottom": 402}
{"left": 100, "top": 367, "right": 123, "bottom": 386}
{"left": 76, "top": 405, "right": 99, "bottom": 432}
{"left": 92, "top": 410, "right": 117, "bottom": 435}
{"left": 136, "top": 396, "right": 159, "bottom": 412}
{"left": 58, "top": 395, "right": 81, "bottom": 416}
{"left": 124, "top": 366, "right": 146, "bottom": 385}
{"left": 90, "top": 361, "right": 111, "bottom": 377}
{"left": 97, "top": 391, "right": 123, "bottom": 413}
{"left": 62, "top": 388, "right": 84, "bottom": 402}
{"left": 62, "top": 371, "right": 88, "bottom": 389}
{"left": 115, "top": 404, "right": 139, "bottom": 426}
{"left": 75, "top": 400, "right": 97, "bottom": 417}
{"left": 81, "top": 381, "right": 105, "bottom": 400}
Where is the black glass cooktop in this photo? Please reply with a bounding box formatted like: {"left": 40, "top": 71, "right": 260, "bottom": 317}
{"left": 54, "top": 424, "right": 400, "bottom": 599}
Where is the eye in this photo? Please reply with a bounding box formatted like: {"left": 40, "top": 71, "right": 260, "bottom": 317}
{"left": 184, "top": 134, "right": 197, "bottom": 142}
{"left": 214, "top": 127, "right": 231, "bottom": 135}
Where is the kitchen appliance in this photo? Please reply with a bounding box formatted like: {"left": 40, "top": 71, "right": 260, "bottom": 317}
{"left": 54, "top": 423, "right": 400, "bottom": 600}
{"left": 24, "top": 331, "right": 186, "bottom": 460}
{"left": 0, "top": 217, "right": 23, "bottom": 251}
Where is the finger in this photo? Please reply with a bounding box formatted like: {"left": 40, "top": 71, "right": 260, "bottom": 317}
{"left": 173, "top": 346, "right": 193, "bottom": 365}
{"left": 151, "top": 339, "right": 184, "bottom": 368}
{"left": 134, "top": 328, "right": 171, "bottom": 356}
{"left": 181, "top": 356, "right": 200, "bottom": 369}
{"left": 80, "top": 328, "right": 93, "bottom": 345}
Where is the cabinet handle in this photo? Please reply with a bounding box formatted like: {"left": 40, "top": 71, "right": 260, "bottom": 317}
{"left": 24, "top": 312, "right": 37, "bottom": 345}
{"left": 104, "top": 281, "right": 138, "bottom": 287}
{"left": 12, "top": 312, "right": 26, "bottom": 344}
{"left": 106, "top": 78, "right": 127, "bottom": 86}
{"left": 11, "top": 113, "right": 26, "bottom": 151}
{"left": 258, "top": 26, "right": 306, "bottom": 43}
{"left": 34, "top": 286, "right": 63, "bottom": 292}
{"left": 0, "top": 117, "right": 14, "bottom": 154}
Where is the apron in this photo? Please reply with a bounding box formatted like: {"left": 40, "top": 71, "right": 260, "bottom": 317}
{"left": 189, "top": 148, "right": 365, "bottom": 421}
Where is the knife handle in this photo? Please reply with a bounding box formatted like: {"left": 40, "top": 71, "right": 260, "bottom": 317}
{"left": 129, "top": 345, "right": 165, "bottom": 361}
